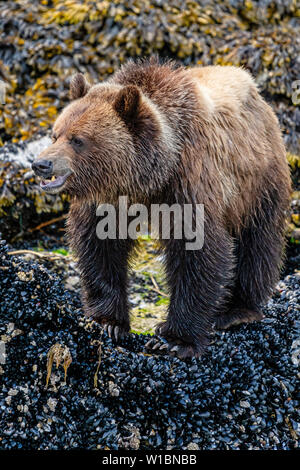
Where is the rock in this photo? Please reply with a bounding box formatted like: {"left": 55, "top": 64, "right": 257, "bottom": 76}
{"left": 187, "top": 442, "right": 200, "bottom": 450}
{"left": 0, "top": 239, "right": 299, "bottom": 450}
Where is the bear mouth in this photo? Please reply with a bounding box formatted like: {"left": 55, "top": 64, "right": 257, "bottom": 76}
{"left": 40, "top": 172, "right": 71, "bottom": 193}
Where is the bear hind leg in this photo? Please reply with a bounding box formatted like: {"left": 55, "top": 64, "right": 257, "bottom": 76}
{"left": 215, "top": 186, "right": 288, "bottom": 331}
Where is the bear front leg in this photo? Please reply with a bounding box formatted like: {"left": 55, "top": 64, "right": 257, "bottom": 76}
{"left": 67, "top": 202, "right": 134, "bottom": 340}
{"left": 79, "top": 237, "right": 133, "bottom": 340}
{"left": 146, "top": 221, "right": 234, "bottom": 359}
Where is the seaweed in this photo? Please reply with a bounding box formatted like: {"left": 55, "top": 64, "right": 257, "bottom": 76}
{"left": 0, "top": 0, "right": 299, "bottom": 238}
{"left": 0, "top": 0, "right": 299, "bottom": 152}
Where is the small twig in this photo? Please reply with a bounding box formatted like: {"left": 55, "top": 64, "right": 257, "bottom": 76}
{"left": 28, "top": 215, "right": 66, "bottom": 233}
{"left": 7, "top": 249, "right": 70, "bottom": 261}
{"left": 149, "top": 274, "right": 168, "bottom": 297}
{"left": 8, "top": 249, "right": 47, "bottom": 258}
{"left": 94, "top": 334, "right": 103, "bottom": 389}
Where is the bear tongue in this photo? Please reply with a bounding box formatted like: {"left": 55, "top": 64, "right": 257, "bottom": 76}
{"left": 40, "top": 175, "right": 66, "bottom": 189}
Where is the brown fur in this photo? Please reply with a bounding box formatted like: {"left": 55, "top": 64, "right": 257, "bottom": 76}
{"left": 32, "top": 58, "right": 291, "bottom": 359}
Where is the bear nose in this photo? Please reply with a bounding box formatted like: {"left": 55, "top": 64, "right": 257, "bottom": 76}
{"left": 32, "top": 159, "right": 53, "bottom": 177}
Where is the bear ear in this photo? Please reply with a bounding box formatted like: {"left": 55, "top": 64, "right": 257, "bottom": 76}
{"left": 69, "top": 73, "right": 91, "bottom": 100}
{"left": 114, "top": 85, "right": 141, "bottom": 123}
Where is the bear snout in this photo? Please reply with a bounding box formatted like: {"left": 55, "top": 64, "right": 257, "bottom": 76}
{"left": 32, "top": 159, "right": 53, "bottom": 178}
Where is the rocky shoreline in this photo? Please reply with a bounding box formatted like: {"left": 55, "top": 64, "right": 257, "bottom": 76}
{"left": 0, "top": 239, "right": 299, "bottom": 450}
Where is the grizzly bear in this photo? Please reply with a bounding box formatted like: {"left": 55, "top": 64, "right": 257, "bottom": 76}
{"left": 32, "top": 58, "right": 291, "bottom": 359}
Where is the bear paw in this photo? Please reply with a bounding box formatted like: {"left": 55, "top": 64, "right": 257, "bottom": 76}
{"left": 145, "top": 322, "right": 206, "bottom": 359}
{"left": 215, "top": 308, "right": 264, "bottom": 330}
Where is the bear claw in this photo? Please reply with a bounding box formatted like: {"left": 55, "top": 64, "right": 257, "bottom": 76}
{"left": 103, "top": 323, "right": 127, "bottom": 342}
{"left": 145, "top": 338, "right": 168, "bottom": 351}
{"left": 145, "top": 337, "right": 202, "bottom": 359}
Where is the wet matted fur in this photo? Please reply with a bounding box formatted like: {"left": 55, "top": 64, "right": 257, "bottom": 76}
{"left": 32, "top": 58, "right": 291, "bottom": 358}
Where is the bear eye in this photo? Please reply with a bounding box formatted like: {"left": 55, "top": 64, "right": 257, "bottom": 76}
{"left": 71, "top": 136, "right": 83, "bottom": 147}
{"left": 51, "top": 134, "right": 57, "bottom": 143}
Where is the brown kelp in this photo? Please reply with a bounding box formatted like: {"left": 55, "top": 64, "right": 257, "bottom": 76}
{"left": 0, "top": 0, "right": 299, "bottom": 239}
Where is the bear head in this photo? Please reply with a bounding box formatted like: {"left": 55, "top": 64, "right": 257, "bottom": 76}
{"left": 32, "top": 73, "right": 175, "bottom": 202}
